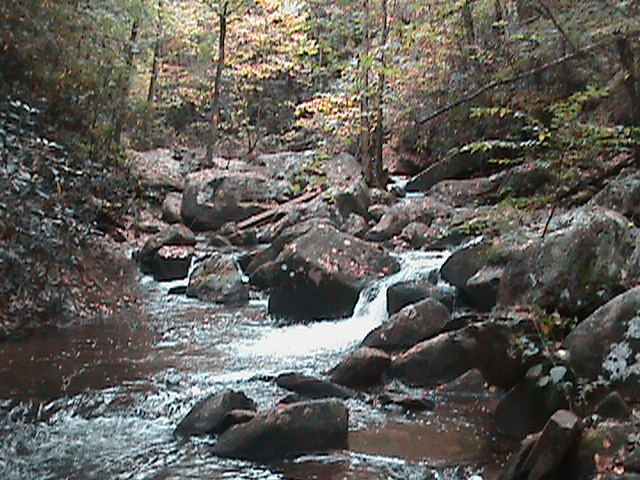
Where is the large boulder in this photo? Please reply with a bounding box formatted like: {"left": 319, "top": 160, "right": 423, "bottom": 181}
{"left": 211, "top": 399, "right": 349, "bottom": 460}
{"left": 391, "top": 322, "right": 529, "bottom": 390}
{"left": 175, "top": 390, "right": 257, "bottom": 436}
{"left": 248, "top": 221, "right": 400, "bottom": 321}
{"left": 181, "top": 167, "right": 289, "bottom": 231}
{"left": 564, "top": 287, "right": 640, "bottom": 398}
{"left": 162, "top": 192, "right": 183, "bottom": 224}
{"left": 186, "top": 253, "right": 249, "bottom": 306}
{"left": 362, "top": 298, "right": 451, "bottom": 352}
{"left": 498, "top": 207, "right": 640, "bottom": 319}
{"left": 323, "top": 153, "right": 370, "bottom": 219}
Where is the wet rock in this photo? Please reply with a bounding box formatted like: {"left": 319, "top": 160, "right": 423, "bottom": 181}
{"left": 500, "top": 409, "right": 581, "bottom": 480}
{"left": 494, "top": 362, "right": 574, "bottom": 439}
{"left": 186, "top": 253, "right": 249, "bottom": 306}
{"left": 378, "top": 392, "right": 435, "bottom": 412}
{"left": 386, "top": 280, "right": 444, "bottom": 315}
{"left": 328, "top": 347, "right": 391, "bottom": 388}
{"left": 437, "top": 368, "right": 488, "bottom": 396}
{"left": 589, "top": 170, "right": 640, "bottom": 225}
{"left": 181, "top": 167, "right": 287, "bottom": 231}
{"left": 596, "top": 391, "right": 631, "bottom": 420}
{"left": 175, "top": 390, "right": 257, "bottom": 436}
{"left": 249, "top": 222, "right": 399, "bottom": 321}
{"left": 363, "top": 298, "right": 451, "bottom": 352}
{"left": 498, "top": 207, "right": 640, "bottom": 319}
{"left": 211, "top": 399, "right": 349, "bottom": 460}
{"left": 392, "top": 322, "right": 528, "bottom": 389}
{"left": 365, "top": 197, "right": 446, "bottom": 242}
{"left": 564, "top": 287, "right": 640, "bottom": 398}
{"left": 136, "top": 224, "right": 196, "bottom": 281}
{"left": 161, "top": 192, "right": 183, "bottom": 224}
{"left": 276, "top": 372, "right": 356, "bottom": 399}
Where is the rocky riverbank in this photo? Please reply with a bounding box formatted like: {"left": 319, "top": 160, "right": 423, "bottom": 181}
{"left": 127, "top": 144, "right": 640, "bottom": 479}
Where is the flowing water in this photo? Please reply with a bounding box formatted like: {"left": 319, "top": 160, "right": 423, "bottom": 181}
{"left": 0, "top": 250, "right": 508, "bottom": 480}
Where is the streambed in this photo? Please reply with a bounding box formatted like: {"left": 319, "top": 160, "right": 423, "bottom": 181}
{"left": 0, "top": 251, "right": 508, "bottom": 479}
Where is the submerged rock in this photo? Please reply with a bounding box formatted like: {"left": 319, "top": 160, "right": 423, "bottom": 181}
{"left": 175, "top": 390, "right": 257, "bottom": 436}
{"left": 249, "top": 221, "right": 399, "bottom": 321}
{"left": 211, "top": 399, "right": 349, "bottom": 460}
{"left": 276, "top": 372, "right": 356, "bottom": 399}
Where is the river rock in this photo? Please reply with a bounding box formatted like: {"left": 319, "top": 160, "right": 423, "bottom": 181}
{"left": 249, "top": 221, "right": 400, "bottom": 321}
{"left": 589, "top": 170, "right": 640, "bottom": 225}
{"left": 391, "top": 322, "right": 528, "bottom": 389}
{"left": 181, "top": 167, "right": 288, "bottom": 231}
{"left": 136, "top": 224, "right": 196, "bottom": 281}
{"left": 161, "top": 192, "right": 183, "bottom": 224}
{"left": 463, "top": 265, "right": 503, "bottom": 311}
{"left": 365, "top": 197, "right": 446, "bottom": 242}
{"left": 386, "top": 279, "right": 445, "bottom": 315}
{"left": 363, "top": 298, "right": 451, "bottom": 352}
{"left": 563, "top": 287, "right": 640, "bottom": 398}
{"left": 498, "top": 207, "right": 640, "bottom": 319}
{"left": 440, "top": 240, "right": 490, "bottom": 288}
{"left": 323, "top": 153, "right": 370, "bottom": 219}
{"left": 429, "top": 175, "right": 503, "bottom": 207}
{"left": 276, "top": 372, "right": 356, "bottom": 399}
{"left": 500, "top": 409, "right": 581, "bottom": 480}
{"left": 595, "top": 391, "right": 631, "bottom": 420}
{"left": 175, "top": 390, "right": 257, "bottom": 436}
{"left": 211, "top": 399, "right": 349, "bottom": 460}
{"left": 186, "top": 253, "right": 249, "bottom": 306}
{"left": 328, "top": 347, "right": 391, "bottom": 387}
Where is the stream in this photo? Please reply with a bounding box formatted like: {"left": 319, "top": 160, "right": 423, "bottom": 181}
{"left": 0, "top": 250, "right": 508, "bottom": 480}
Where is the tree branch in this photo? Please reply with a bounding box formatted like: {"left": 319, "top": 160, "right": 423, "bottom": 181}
{"left": 417, "top": 38, "right": 611, "bottom": 126}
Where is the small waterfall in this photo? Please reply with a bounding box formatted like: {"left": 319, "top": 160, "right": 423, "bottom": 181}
{"left": 239, "top": 250, "right": 450, "bottom": 358}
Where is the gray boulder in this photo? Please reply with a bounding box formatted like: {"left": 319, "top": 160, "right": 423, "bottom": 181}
{"left": 498, "top": 207, "right": 640, "bottom": 319}
{"left": 211, "top": 399, "right": 349, "bottom": 460}
{"left": 136, "top": 224, "right": 196, "bottom": 281}
{"left": 589, "top": 170, "right": 640, "bottom": 225}
{"left": 564, "top": 287, "right": 640, "bottom": 398}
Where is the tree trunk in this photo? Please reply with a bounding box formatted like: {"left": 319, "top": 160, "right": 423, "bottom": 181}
{"left": 205, "top": 1, "right": 229, "bottom": 164}
{"left": 462, "top": 0, "right": 475, "bottom": 45}
{"left": 113, "top": 20, "right": 139, "bottom": 150}
{"left": 359, "top": 0, "right": 373, "bottom": 184}
{"left": 144, "top": 0, "right": 163, "bottom": 149}
{"left": 616, "top": 36, "right": 640, "bottom": 166}
{"left": 371, "top": 0, "right": 389, "bottom": 188}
